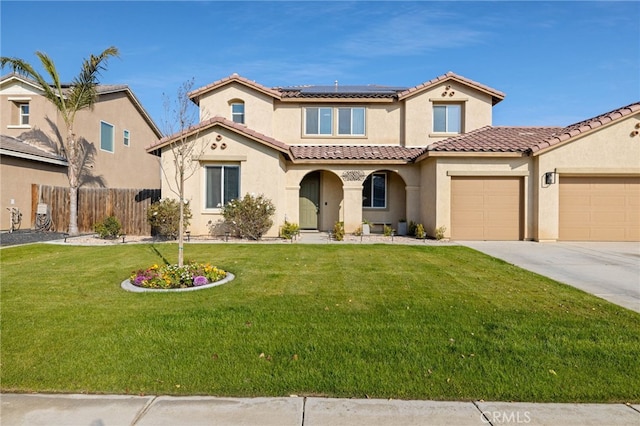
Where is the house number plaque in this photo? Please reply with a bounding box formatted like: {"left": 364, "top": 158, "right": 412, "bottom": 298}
{"left": 341, "top": 170, "right": 365, "bottom": 181}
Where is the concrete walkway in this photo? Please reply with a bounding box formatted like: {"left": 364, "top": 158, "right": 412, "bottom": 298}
{"left": 459, "top": 241, "right": 640, "bottom": 313}
{"left": 2, "top": 393, "right": 639, "bottom": 426}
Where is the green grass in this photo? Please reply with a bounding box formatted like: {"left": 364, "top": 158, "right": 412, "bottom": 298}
{"left": 1, "top": 243, "right": 639, "bottom": 402}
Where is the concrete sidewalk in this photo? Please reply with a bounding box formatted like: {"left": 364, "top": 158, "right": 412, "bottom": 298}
{"left": 2, "top": 393, "right": 639, "bottom": 426}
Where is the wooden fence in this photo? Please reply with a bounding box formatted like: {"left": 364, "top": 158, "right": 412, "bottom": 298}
{"left": 32, "top": 185, "right": 160, "bottom": 235}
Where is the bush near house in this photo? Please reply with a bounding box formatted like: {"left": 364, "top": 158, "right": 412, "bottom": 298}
{"left": 222, "top": 194, "right": 275, "bottom": 240}
{"left": 93, "top": 216, "right": 122, "bottom": 239}
{"left": 280, "top": 221, "right": 300, "bottom": 240}
{"left": 147, "top": 199, "right": 192, "bottom": 239}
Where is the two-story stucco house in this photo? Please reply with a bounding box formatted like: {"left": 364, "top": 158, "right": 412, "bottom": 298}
{"left": 0, "top": 72, "right": 162, "bottom": 230}
{"left": 147, "top": 72, "right": 639, "bottom": 241}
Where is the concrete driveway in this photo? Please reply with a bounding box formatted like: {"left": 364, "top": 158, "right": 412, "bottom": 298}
{"left": 459, "top": 241, "right": 640, "bottom": 313}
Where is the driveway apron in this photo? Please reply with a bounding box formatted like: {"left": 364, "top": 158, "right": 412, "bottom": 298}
{"left": 459, "top": 241, "right": 640, "bottom": 313}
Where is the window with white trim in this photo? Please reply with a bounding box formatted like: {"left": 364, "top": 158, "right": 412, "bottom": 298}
{"left": 305, "top": 107, "right": 333, "bottom": 135}
{"left": 362, "top": 172, "right": 386, "bottom": 208}
{"left": 338, "top": 107, "right": 365, "bottom": 135}
{"left": 19, "top": 103, "right": 30, "bottom": 125}
{"left": 205, "top": 165, "right": 240, "bottom": 208}
{"left": 433, "top": 104, "right": 461, "bottom": 133}
{"left": 231, "top": 102, "right": 245, "bottom": 124}
{"left": 123, "top": 129, "right": 130, "bottom": 146}
{"left": 100, "top": 121, "right": 114, "bottom": 152}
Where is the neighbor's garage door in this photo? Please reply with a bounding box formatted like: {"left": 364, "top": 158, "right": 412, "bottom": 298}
{"left": 451, "top": 176, "right": 523, "bottom": 240}
{"left": 559, "top": 176, "right": 640, "bottom": 241}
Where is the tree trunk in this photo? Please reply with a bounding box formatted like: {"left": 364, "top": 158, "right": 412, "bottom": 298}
{"left": 178, "top": 172, "right": 185, "bottom": 267}
{"left": 67, "top": 133, "right": 80, "bottom": 236}
{"left": 68, "top": 185, "right": 79, "bottom": 236}
{"left": 178, "top": 200, "right": 184, "bottom": 267}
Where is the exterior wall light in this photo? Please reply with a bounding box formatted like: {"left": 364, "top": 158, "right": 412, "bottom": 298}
{"left": 544, "top": 171, "right": 556, "bottom": 185}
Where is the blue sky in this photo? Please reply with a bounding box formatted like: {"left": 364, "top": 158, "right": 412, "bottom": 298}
{"left": 1, "top": 1, "right": 638, "bottom": 131}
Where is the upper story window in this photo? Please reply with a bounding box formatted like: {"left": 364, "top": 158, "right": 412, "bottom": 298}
{"left": 305, "top": 107, "right": 333, "bottom": 135}
{"left": 305, "top": 107, "right": 366, "bottom": 136}
{"left": 231, "top": 101, "right": 245, "bottom": 124}
{"left": 205, "top": 165, "right": 240, "bottom": 209}
{"left": 123, "top": 130, "right": 130, "bottom": 147}
{"left": 19, "top": 103, "right": 30, "bottom": 125}
{"left": 338, "top": 107, "right": 365, "bottom": 135}
{"left": 100, "top": 121, "right": 114, "bottom": 153}
{"left": 433, "top": 104, "right": 461, "bottom": 133}
{"left": 362, "top": 172, "right": 386, "bottom": 208}
{"left": 7, "top": 98, "right": 31, "bottom": 128}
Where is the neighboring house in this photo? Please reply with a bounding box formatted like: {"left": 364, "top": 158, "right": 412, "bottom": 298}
{"left": 147, "top": 72, "right": 640, "bottom": 242}
{"left": 0, "top": 72, "right": 162, "bottom": 231}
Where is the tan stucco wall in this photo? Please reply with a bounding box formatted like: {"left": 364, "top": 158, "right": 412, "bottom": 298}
{"left": 74, "top": 92, "right": 160, "bottom": 189}
{"left": 0, "top": 156, "right": 68, "bottom": 231}
{"left": 534, "top": 113, "right": 640, "bottom": 241}
{"left": 404, "top": 81, "right": 494, "bottom": 147}
{"left": 161, "top": 126, "right": 287, "bottom": 237}
{"left": 197, "top": 83, "right": 275, "bottom": 136}
{"left": 273, "top": 102, "right": 403, "bottom": 146}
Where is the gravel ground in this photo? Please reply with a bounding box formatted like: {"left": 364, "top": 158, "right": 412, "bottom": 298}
{"left": 1, "top": 230, "right": 449, "bottom": 247}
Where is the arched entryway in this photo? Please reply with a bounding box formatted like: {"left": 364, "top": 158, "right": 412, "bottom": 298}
{"left": 299, "top": 170, "right": 343, "bottom": 231}
{"left": 361, "top": 169, "right": 407, "bottom": 233}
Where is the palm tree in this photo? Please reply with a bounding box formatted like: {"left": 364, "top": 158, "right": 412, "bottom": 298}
{"left": 1, "top": 47, "right": 119, "bottom": 235}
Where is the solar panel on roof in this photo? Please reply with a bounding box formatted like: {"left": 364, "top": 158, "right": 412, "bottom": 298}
{"left": 281, "top": 85, "right": 407, "bottom": 94}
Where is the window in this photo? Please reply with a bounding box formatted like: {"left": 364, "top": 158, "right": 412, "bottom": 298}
{"left": 433, "top": 104, "right": 461, "bottom": 133}
{"left": 100, "top": 121, "right": 114, "bottom": 152}
{"left": 362, "top": 172, "right": 386, "bottom": 208}
{"left": 338, "top": 107, "right": 365, "bottom": 135}
{"left": 123, "top": 130, "right": 130, "bottom": 146}
{"left": 231, "top": 102, "right": 245, "bottom": 124}
{"left": 205, "top": 165, "right": 240, "bottom": 208}
{"left": 19, "top": 103, "right": 29, "bottom": 125}
{"left": 305, "top": 107, "right": 333, "bottom": 135}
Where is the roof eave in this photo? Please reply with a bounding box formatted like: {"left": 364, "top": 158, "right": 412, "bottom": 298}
{"left": 1, "top": 148, "right": 69, "bottom": 166}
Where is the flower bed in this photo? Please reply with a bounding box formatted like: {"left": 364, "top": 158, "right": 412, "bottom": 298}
{"left": 129, "top": 262, "right": 227, "bottom": 289}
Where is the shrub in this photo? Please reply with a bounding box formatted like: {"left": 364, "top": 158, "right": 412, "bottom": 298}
{"left": 415, "top": 223, "right": 426, "bottom": 239}
{"left": 435, "top": 225, "right": 447, "bottom": 240}
{"left": 280, "top": 221, "right": 300, "bottom": 240}
{"left": 383, "top": 224, "right": 394, "bottom": 236}
{"left": 333, "top": 221, "right": 345, "bottom": 241}
{"left": 408, "top": 220, "right": 417, "bottom": 236}
{"left": 94, "top": 216, "right": 122, "bottom": 239}
{"left": 147, "top": 198, "right": 192, "bottom": 239}
{"left": 353, "top": 226, "right": 363, "bottom": 236}
{"left": 222, "top": 194, "right": 275, "bottom": 240}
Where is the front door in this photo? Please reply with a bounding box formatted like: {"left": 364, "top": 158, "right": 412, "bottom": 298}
{"left": 299, "top": 172, "right": 320, "bottom": 229}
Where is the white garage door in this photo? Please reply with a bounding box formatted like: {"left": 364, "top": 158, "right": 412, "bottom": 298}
{"left": 559, "top": 176, "right": 640, "bottom": 241}
{"left": 451, "top": 176, "right": 523, "bottom": 240}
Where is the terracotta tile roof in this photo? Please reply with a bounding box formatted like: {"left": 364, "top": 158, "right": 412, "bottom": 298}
{"left": 188, "top": 72, "right": 504, "bottom": 103}
{"left": 0, "top": 134, "right": 68, "bottom": 164}
{"left": 398, "top": 72, "right": 505, "bottom": 105}
{"left": 146, "top": 116, "right": 290, "bottom": 155}
{"left": 188, "top": 73, "right": 282, "bottom": 102}
{"left": 427, "top": 126, "right": 561, "bottom": 154}
{"left": 530, "top": 102, "right": 640, "bottom": 154}
{"left": 290, "top": 145, "right": 426, "bottom": 161}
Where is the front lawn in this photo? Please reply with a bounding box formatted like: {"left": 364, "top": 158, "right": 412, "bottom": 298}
{"left": 1, "top": 243, "right": 638, "bottom": 402}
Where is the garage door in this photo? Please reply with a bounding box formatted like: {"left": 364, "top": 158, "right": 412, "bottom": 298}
{"left": 559, "top": 176, "right": 640, "bottom": 241}
{"left": 451, "top": 176, "right": 523, "bottom": 240}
